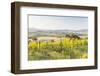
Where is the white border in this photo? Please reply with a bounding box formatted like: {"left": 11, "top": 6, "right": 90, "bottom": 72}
{"left": 20, "top": 7, "right": 95, "bottom": 70}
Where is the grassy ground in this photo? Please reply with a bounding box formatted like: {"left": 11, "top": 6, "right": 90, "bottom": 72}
{"left": 28, "top": 38, "right": 88, "bottom": 60}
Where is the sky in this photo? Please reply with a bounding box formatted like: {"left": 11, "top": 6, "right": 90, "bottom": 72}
{"left": 29, "top": 15, "right": 88, "bottom": 30}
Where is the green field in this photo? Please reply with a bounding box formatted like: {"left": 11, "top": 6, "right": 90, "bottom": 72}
{"left": 28, "top": 37, "right": 88, "bottom": 60}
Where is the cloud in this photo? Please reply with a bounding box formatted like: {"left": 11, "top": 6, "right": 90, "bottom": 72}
{"left": 29, "top": 15, "right": 88, "bottom": 30}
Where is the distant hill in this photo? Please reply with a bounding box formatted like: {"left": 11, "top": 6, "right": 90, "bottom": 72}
{"left": 29, "top": 28, "right": 41, "bottom": 32}
{"left": 29, "top": 28, "right": 87, "bottom": 33}
{"left": 29, "top": 28, "right": 88, "bottom": 37}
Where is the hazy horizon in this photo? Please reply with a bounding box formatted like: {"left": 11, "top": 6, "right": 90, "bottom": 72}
{"left": 29, "top": 27, "right": 88, "bottom": 31}
{"left": 29, "top": 15, "right": 88, "bottom": 30}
